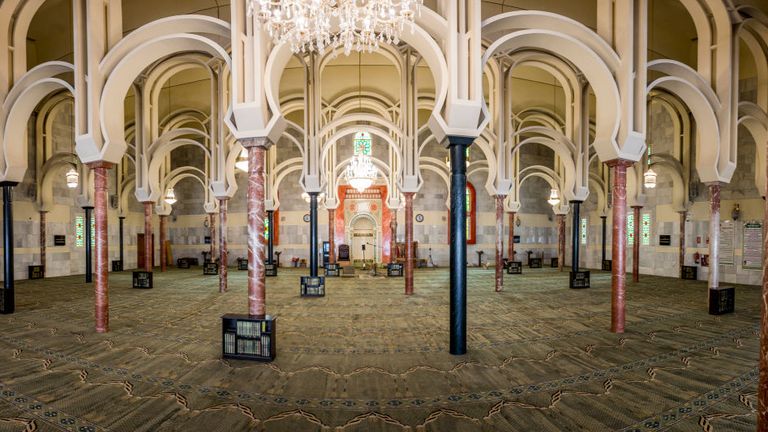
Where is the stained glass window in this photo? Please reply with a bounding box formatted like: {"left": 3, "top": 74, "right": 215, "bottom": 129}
{"left": 641, "top": 213, "right": 651, "bottom": 245}
{"left": 353, "top": 131, "right": 372, "bottom": 156}
{"left": 264, "top": 217, "right": 270, "bottom": 241}
{"left": 75, "top": 215, "right": 84, "bottom": 247}
{"left": 580, "top": 217, "right": 588, "bottom": 245}
{"left": 90, "top": 216, "right": 95, "bottom": 247}
{"left": 627, "top": 213, "right": 635, "bottom": 245}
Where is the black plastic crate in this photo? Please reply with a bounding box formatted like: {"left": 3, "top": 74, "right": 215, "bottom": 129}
{"left": 222, "top": 314, "right": 276, "bottom": 361}
{"left": 132, "top": 271, "right": 153, "bottom": 289}
{"left": 569, "top": 271, "right": 590, "bottom": 289}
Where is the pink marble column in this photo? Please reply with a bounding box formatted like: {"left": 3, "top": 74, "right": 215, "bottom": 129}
{"left": 209, "top": 213, "right": 216, "bottom": 261}
{"left": 679, "top": 211, "right": 686, "bottom": 277}
{"left": 243, "top": 138, "right": 270, "bottom": 316}
{"left": 159, "top": 215, "right": 167, "bottom": 272}
{"left": 91, "top": 162, "right": 112, "bottom": 333}
{"left": 404, "top": 192, "right": 415, "bottom": 295}
{"left": 495, "top": 195, "right": 504, "bottom": 292}
{"left": 508, "top": 212, "right": 515, "bottom": 259}
{"left": 328, "top": 209, "right": 336, "bottom": 263}
{"left": 219, "top": 199, "right": 228, "bottom": 293}
{"left": 557, "top": 214, "right": 566, "bottom": 272}
{"left": 390, "top": 209, "right": 397, "bottom": 264}
{"left": 632, "top": 206, "right": 641, "bottom": 283}
{"left": 39, "top": 211, "right": 46, "bottom": 276}
{"left": 707, "top": 183, "right": 721, "bottom": 290}
{"left": 758, "top": 147, "right": 768, "bottom": 430}
{"left": 608, "top": 160, "right": 632, "bottom": 333}
{"left": 143, "top": 202, "right": 153, "bottom": 272}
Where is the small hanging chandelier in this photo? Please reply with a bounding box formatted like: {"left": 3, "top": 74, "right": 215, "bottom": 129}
{"left": 164, "top": 188, "right": 177, "bottom": 205}
{"left": 643, "top": 167, "right": 657, "bottom": 189}
{"left": 547, "top": 188, "right": 561, "bottom": 206}
{"left": 248, "top": 0, "right": 423, "bottom": 56}
{"left": 346, "top": 154, "right": 377, "bottom": 192}
{"left": 235, "top": 148, "right": 249, "bottom": 172}
{"left": 65, "top": 167, "right": 79, "bottom": 189}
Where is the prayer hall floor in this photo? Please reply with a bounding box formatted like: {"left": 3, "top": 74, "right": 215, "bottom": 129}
{"left": 0, "top": 267, "right": 760, "bottom": 431}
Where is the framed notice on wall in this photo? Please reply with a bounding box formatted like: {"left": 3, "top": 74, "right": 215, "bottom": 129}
{"left": 742, "top": 221, "right": 763, "bottom": 270}
{"left": 719, "top": 220, "right": 735, "bottom": 265}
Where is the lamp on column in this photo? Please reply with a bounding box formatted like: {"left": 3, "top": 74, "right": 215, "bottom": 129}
{"left": 547, "top": 188, "right": 561, "bottom": 206}
{"left": 164, "top": 188, "right": 177, "bottom": 205}
{"left": 235, "top": 148, "right": 249, "bottom": 172}
{"left": 643, "top": 167, "right": 657, "bottom": 189}
{"left": 65, "top": 167, "right": 79, "bottom": 189}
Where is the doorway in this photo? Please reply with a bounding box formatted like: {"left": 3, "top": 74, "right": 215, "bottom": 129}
{"left": 350, "top": 214, "right": 378, "bottom": 262}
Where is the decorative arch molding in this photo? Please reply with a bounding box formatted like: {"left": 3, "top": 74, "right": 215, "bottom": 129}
{"left": 1, "top": 61, "right": 74, "bottom": 182}
{"left": 647, "top": 59, "right": 729, "bottom": 183}
{"left": 319, "top": 126, "right": 404, "bottom": 188}
{"left": 94, "top": 24, "right": 231, "bottom": 164}
{"left": 738, "top": 101, "right": 768, "bottom": 196}
{"left": 482, "top": 28, "right": 625, "bottom": 162}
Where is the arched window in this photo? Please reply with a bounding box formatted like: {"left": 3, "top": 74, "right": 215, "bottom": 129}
{"left": 353, "top": 131, "right": 372, "bottom": 156}
{"left": 466, "top": 182, "right": 476, "bottom": 244}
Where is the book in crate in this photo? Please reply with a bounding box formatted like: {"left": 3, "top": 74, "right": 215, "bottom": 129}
{"left": 221, "top": 314, "right": 276, "bottom": 361}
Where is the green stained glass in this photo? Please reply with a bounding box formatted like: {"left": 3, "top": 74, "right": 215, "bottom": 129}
{"left": 75, "top": 215, "right": 84, "bottom": 247}
{"left": 641, "top": 213, "right": 651, "bottom": 245}
{"left": 627, "top": 213, "right": 635, "bottom": 245}
{"left": 264, "top": 218, "right": 270, "bottom": 241}
{"left": 580, "top": 217, "right": 587, "bottom": 245}
{"left": 353, "top": 131, "right": 372, "bottom": 156}
{"left": 90, "top": 216, "right": 95, "bottom": 247}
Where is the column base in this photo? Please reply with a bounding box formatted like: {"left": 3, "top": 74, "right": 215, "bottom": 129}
{"left": 28, "top": 265, "right": 44, "bottom": 279}
{"left": 132, "top": 271, "right": 153, "bottom": 289}
{"left": 569, "top": 271, "right": 591, "bottom": 289}
{"left": 387, "top": 263, "right": 404, "bottom": 277}
{"left": 708, "top": 287, "right": 735, "bottom": 315}
{"left": 265, "top": 262, "right": 278, "bottom": 277}
{"left": 300, "top": 276, "right": 326, "bottom": 297}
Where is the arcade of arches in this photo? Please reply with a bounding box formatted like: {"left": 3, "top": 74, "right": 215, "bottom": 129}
{"left": 0, "top": 0, "right": 768, "bottom": 430}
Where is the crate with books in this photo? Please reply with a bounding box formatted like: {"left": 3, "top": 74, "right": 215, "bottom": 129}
{"left": 221, "top": 314, "right": 276, "bottom": 361}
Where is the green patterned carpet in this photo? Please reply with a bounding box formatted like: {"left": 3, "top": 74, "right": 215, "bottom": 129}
{"left": 0, "top": 267, "right": 760, "bottom": 431}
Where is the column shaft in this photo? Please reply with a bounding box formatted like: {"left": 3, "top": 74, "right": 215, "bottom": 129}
{"left": 119, "top": 216, "right": 125, "bottom": 269}
{"left": 609, "top": 160, "right": 631, "bottom": 333}
{"left": 92, "top": 164, "right": 110, "bottom": 333}
{"left": 508, "top": 212, "right": 515, "bottom": 259}
{"left": 679, "top": 212, "right": 686, "bottom": 277}
{"left": 327, "top": 209, "right": 335, "bottom": 264}
{"left": 309, "top": 193, "right": 318, "bottom": 277}
{"left": 558, "top": 214, "right": 566, "bottom": 272}
{"left": 143, "top": 202, "right": 153, "bottom": 272}
{"left": 84, "top": 207, "right": 93, "bottom": 282}
{"left": 390, "top": 209, "right": 397, "bottom": 264}
{"left": 495, "top": 195, "right": 504, "bottom": 292}
{"left": 632, "top": 206, "right": 641, "bottom": 282}
{"left": 209, "top": 213, "right": 216, "bottom": 261}
{"left": 447, "top": 136, "right": 473, "bottom": 355}
{"left": 758, "top": 149, "right": 768, "bottom": 430}
{"left": 267, "top": 210, "right": 274, "bottom": 264}
{"left": 708, "top": 183, "right": 721, "bottom": 289}
{"left": 1, "top": 183, "right": 16, "bottom": 314}
{"left": 601, "top": 216, "right": 607, "bottom": 264}
{"left": 247, "top": 144, "right": 267, "bottom": 316}
{"left": 40, "top": 211, "right": 46, "bottom": 276}
{"left": 404, "top": 192, "right": 415, "bottom": 295}
{"left": 219, "top": 199, "right": 228, "bottom": 293}
{"left": 571, "top": 202, "right": 581, "bottom": 272}
{"left": 159, "top": 215, "right": 167, "bottom": 272}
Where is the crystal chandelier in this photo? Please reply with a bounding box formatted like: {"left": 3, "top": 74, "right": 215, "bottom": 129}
{"left": 235, "top": 148, "right": 249, "bottom": 172}
{"left": 643, "top": 168, "right": 657, "bottom": 189}
{"left": 547, "top": 188, "right": 561, "bottom": 206}
{"left": 164, "top": 188, "right": 177, "bottom": 205}
{"left": 346, "top": 154, "right": 377, "bottom": 192}
{"left": 248, "top": 0, "right": 423, "bottom": 55}
{"left": 65, "top": 167, "right": 79, "bottom": 189}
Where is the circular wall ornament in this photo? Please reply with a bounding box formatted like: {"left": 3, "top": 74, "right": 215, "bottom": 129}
{"left": 415, "top": 213, "right": 424, "bottom": 222}
{"left": 303, "top": 214, "right": 311, "bottom": 223}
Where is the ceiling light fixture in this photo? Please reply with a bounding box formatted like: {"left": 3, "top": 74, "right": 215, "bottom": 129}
{"left": 248, "top": 0, "right": 423, "bottom": 55}
{"left": 547, "top": 188, "right": 561, "bottom": 206}
{"left": 65, "top": 167, "right": 79, "bottom": 189}
{"left": 164, "top": 188, "right": 177, "bottom": 205}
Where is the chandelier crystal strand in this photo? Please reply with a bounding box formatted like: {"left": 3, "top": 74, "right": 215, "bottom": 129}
{"left": 250, "top": 0, "right": 422, "bottom": 55}
{"left": 346, "top": 154, "right": 377, "bottom": 192}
